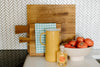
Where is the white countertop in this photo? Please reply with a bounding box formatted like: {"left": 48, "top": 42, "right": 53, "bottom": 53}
{"left": 88, "top": 49, "right": 100, "bottom": 59}
{"left": 23, "top": 55, "right": 100, "bottom": 67}
{"left": 23, "top": 49, "right": 100, "bottom": 67}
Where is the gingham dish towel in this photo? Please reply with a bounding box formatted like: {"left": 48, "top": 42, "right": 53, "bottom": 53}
{"left": 35, "top": 23, "right": 56, "bottom": 53}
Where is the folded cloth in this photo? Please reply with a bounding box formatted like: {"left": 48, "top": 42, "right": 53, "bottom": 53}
{"left": 35, "top": 23, "right": 56, "bottom": 53}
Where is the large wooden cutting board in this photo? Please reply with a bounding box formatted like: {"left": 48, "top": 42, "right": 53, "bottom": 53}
{"left": 15, "top": 5, "right": 75, "bottom": 56}
{"left": 27, "top": 5, "right": 75, "bottom": 42}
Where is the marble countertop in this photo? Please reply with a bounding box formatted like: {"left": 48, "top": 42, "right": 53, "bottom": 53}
{"left": 23, "top": 55, "right": 100, "bottom": 67}
{"left": 23, "top": 49, "right": 100, "bottom": 67}
{"left": 88, "top": 49, "right": 100, "bottom": 59}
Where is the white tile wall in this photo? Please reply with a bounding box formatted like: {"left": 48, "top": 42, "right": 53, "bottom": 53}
{"left": 0, "top": 0, "right": 100, "bottom": 49}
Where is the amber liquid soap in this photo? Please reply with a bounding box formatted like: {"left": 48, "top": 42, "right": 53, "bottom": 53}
{"left": 57, "top": 45, "right": 67, "bottom": 67}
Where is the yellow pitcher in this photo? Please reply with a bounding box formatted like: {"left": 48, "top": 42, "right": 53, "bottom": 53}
{"left": 40, "top": 29, "right": 60, "bottom": 62}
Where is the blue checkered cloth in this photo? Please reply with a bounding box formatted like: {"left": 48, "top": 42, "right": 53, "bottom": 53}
{"left": 35, "top": 23, "right": 56, "bottom": 53}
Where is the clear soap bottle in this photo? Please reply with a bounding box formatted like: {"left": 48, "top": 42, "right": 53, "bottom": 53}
{"left": 57, "top": 45, "right": 67, "bottom": 67}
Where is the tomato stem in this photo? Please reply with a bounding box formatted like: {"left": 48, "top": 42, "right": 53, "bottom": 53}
{"left": 71, "top": 44, "right": 74, "bottom": 47}
{"left": 80, "top": 42, "right": 84, "bottom": 46}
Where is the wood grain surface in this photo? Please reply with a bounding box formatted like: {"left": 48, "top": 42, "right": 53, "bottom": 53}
{"left": 27, "top": 5, "right": 75, "bottom": 56}
{"left": 15, "top": 25, "right": 28, "bottom": 34}
{"left": 15, "top": 5, "right": 75, "bottom": 56}
{"left": 27, "top": 5, "right": 75, "bottom": 24}
{"left": 27, "top": 5, "right": 75, "bottom": 43}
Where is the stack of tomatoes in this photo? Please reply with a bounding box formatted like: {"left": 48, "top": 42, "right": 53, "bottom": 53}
{"left": 64, "top": 37, "right": 94, "bottom": 48}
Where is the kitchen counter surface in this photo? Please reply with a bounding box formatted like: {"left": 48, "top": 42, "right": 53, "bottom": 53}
{"left": 23, "top": 55, "right": 100, "bottom": 67}
{"left": 89, "top": 49, "right": 100, "bottom": 59}
{"left": 23, "top": 49, "right": 100, "bottom": 67}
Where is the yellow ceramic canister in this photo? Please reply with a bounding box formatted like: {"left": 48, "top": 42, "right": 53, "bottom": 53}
{"left": 40, "top": 29, "right": 60, "bottom": 62}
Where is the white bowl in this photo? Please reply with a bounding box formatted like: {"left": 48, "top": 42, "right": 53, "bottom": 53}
{"left": 64, "top": 47, "right": 93, "bottom": 61}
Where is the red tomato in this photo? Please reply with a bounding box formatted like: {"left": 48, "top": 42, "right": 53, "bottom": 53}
{"left": 69, "top": 46, "right": 76, "bottom": 48}
{"left": 69, "top": 40, "right": 77, "bottom": 47}
{"left": 64, "top": 43, "right": 75, "bottom": 48}
{"left": 84, "top": 38, "right": 94, "bottom": 47}
{"left": 77, "top": 37, "right": 84, "bottom": 42}
{"left": 77, "top": 42, "right": 88, "bottom": 48}
{"left": 64, "top": 43, "right": 71, "bottom": 48}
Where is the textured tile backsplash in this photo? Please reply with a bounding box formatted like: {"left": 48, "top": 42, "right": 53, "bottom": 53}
{"left": 0, "top": 0, "right": 100, "bottom": 66}
{"left": 0, "top": 0, "right": 100, "bottom": 50}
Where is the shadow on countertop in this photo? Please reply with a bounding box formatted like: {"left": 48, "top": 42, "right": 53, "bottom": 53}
{"left": 0, "top": 50, "right": 28, "bottom": 67}
{"left": 96, "top": 59, "right": 100, "bottom": 64}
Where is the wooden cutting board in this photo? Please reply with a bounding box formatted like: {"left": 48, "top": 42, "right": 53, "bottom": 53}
{"left": 27, "top": 5, "right": 75, "bottom": 42}
{"left": 15, "top": 24, "right": 61, "bottom": 56}
{"left": 15, "top": 5, "right": 75, "bottom": 56}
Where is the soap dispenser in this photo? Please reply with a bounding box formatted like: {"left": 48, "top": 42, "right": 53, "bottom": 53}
{"left": 57, "top": 45, "right": 67, "bottom": 67}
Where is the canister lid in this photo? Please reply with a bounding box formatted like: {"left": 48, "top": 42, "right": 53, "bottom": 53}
{"left": 46, "top": 29, "right": 60, "bottom": 31}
